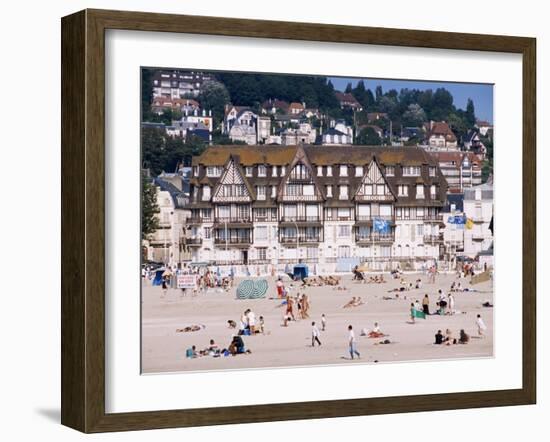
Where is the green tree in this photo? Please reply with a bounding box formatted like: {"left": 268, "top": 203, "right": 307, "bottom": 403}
{"left": 142, "top": 172, "right": 159, "bottom": 240}
{"left": 345, "top": 82, "right": 353, "bottom": 93}
{"left": 402, "top": 103, "right": 426, "bottom": 127}
{"left": 199, "top": 80, "right": 231, "bottom": 124}
{"left": 141, "top": 68, "right": 154, "bottom": 122}
{"left": 356, "top": 127, "right": 382, "bottom": 145}
{"left": 465, "top": 98, "right": 476, "bottom": 126}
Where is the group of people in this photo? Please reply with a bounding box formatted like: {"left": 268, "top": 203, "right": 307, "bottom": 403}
{"left": 434, "top": 328, "right": 470, "bottom": 345}
{"left": 186, "top": 335, "right": 251, "bottom": 358}
{"left": 301, "top": 275, "right": 342, "bottom": 287}
{"left": 237, "top": 309, "right": 265, "bottom": 335}
{"left": 282, "top": 292, "right": 312, "bottom": 325}
{"left": 352, "top": 267, "right": 388, "bottom": 284}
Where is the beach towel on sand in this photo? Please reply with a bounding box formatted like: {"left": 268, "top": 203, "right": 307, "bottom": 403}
{"left": 412, "top": 309, "right": 426, "bottom": 319}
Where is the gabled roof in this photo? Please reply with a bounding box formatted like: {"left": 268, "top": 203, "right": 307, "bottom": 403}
{"left": 428, "top": 122, "right": 457, "bottom": 141}
{"left": 288, "top": 102, "right": 305, "bottom": 111}
{"left": 430, "top": 151, "right": 482, "bottom": 167}
{"left": 323, "top": 128, "right": 346, "bottom": 136}
{"left": 335, "top": 92, "right": 361, "bottom": 107}
{"left": 262, "top": 99, "right": 289, "bottom": 111}
{"left": 476, "top": 120, "right": 492, "bottom": 127}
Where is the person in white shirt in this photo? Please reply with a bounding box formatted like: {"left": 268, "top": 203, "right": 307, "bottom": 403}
{"left": 311, "top": 322, "right": 321, "bottom": 347}
{"left": 247, "top": 309, "right": 256, "bottom": 334}
{"left": 348, "top": 325, "right": 360, "bottom": 359}
{"left": 476, "top": 314, "right": 487, "bottom": 337}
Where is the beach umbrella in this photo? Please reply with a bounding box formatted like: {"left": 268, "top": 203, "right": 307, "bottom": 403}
{"left": 237, "top": 280, "right": 255, "bottom": 299}
{"left": 251, "top": 279, "right": 268, "bottom": 299}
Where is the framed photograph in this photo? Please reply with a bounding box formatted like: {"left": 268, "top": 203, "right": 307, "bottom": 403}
{"left": 61, "top": 9, "right": 536, "bottom": 433}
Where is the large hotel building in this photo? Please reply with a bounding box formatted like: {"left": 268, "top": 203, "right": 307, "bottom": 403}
{"left": 186, "top": 145, "right": 448, "bottom": 273}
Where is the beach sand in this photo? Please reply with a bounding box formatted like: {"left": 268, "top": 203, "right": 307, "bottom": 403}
{"left": 141, "top": 273, "right": 493, "bottom": 373}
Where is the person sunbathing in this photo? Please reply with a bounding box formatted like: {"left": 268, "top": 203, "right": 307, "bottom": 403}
{"left": 368, "top": 322, "right": 384, "bottom": 338}
{"left": 353, "top": 297, "right": 365, "bottom": 307}
{"left": 176, "top": 324, "right": 203, "bottom": 333}
{"left": 227, "top": 320, "right": 237, "bottom": 329}
{"left": 343, "top": 297, "right": 357, "bottom": 308}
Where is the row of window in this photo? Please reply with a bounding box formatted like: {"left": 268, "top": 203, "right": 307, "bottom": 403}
{"left": 198, "top": 183, "right": 438, "bottom": 201}
{"left": 200, "top": 164, "right": 438, "bottom": 178}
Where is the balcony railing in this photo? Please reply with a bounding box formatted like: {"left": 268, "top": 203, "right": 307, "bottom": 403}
{"left": 280, "top": 195, "right": 320, "bottom": 201}
{"left": 280, "top": 236, "right": 322, "bottom": 244}
{"left": 280, "top": 216, "right": 321, "bottom": 223}
{"left": 187, "top": 216, "right": 209, "bottom": 224}
{"left": 214, "top": 217, "right": 252, "bottom": 224}
{"left": 355, "top": 215, "right": 394, "bottom": 222}
{"left": 423, "top": 234, "right": 444, "bottom": 243}
{"left": 355, "top": 233, "right": 395, "bottom": 243}
{"left": 214, "top": 237, "right": 252, "bottom": 245}
{"left": 185, "top": 237, "right": 203, "bottom": 246}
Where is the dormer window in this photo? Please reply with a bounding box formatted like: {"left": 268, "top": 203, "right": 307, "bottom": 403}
{"left": 355, "top": 166, "right": 363, "bottom": 176}
{"left": 245, "top": 166, "right": 253, "bottom": 177}
{"left": 340, "top": 165, "right": 348, "bottom": 177}
{"left": 258, "top": 165, "right": 267, "bottom": 177}
{"left": 339, "top": 185, "right": 349, "bottom": 200}
{"left": 385, "top": 166, "right": 395, "bottom": 176}
{"left": 317, "top": 166, "right": 323, "bottom": 176}
{"left": 327, "top": 166, "right": 332, "bottom": 177}
{"left": 403, "top": 166, "right": 421, "bottom": 177}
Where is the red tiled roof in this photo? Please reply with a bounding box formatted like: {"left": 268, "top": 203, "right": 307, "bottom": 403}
{"left": 428, "top": 122, "right": 457, "bottom": 142}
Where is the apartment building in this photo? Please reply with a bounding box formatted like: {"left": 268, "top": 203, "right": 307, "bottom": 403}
{"left": 186, "top": 145, "right": 448, "bottom": 273}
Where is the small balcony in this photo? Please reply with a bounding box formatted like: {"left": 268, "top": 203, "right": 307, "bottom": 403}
{"left": 214, "top": 237, "right": 252, "bottom": 246}
{"left": 423, "top": 234, "right": 444, "bottom": 244}
{"left": 355, "top": 233, "right": 395, "bottom": 244}
{"left": 280, "top": 235, "right": 322, "bottom": 244}
{"left": 280, "top": 194, "right": 321, "bottom": 202}
{"left": 186, "top": 216, "right": 207, "bottom": 225}
{"left": 354, "top": 215, "right": 395, "bottom": 225}
{"left": 186, "top": 237, "right": 203, "bottom": 246}
{"left": 214, "top": 217, "right": 253, "bottom": 226}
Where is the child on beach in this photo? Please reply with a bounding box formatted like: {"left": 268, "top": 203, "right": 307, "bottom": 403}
{"left": 311, "top": 322, "right": 322, "bottom": 347}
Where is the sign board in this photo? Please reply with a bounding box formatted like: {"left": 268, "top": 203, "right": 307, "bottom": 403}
{"left": 177, "top": 274, "right": 197, "bottom": 289}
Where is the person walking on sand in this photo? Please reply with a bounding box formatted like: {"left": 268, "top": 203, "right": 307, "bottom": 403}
{"left": 276, "top": 278, "right": 284, "bottom": 299}
{"left": 311, "top": 322, "right": 322, "bottom": 347}
{"left": 321, "top": 314, "right": 327, "bottom": 331}
{"left": 348, "top": 325, "right": 360, "bottom": 359}
{"left": 448, "top": 293, "right": 456, "bottom": 315}
{"left": 410, "top": 303, "right": 416, "bottom": 323}
{"left": 423, "top": 294, "right": 432, "bottom": 313}
{"left": 476, "top": 314, "right": 487, "bottom": 337}
{"left": 161, "top": 278, "right": 168, "bottom": 298}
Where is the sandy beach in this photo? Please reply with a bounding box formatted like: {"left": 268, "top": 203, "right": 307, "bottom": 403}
{"left": 141, "top": 272, "right": 493, "bottom": 374}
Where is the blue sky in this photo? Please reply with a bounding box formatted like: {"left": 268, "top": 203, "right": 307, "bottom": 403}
{"left": 330, "top": 77, "right": 493, "bottom": 124}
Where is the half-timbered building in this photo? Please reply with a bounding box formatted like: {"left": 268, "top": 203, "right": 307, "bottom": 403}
{"left": 186, "top": 145, "right": 448, "bottom": 273}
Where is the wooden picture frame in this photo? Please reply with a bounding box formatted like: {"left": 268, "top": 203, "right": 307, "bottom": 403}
{"left": 61, "top": 8, "right": 536, "bottom": 433}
